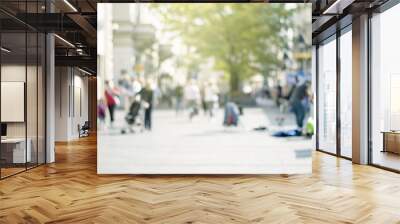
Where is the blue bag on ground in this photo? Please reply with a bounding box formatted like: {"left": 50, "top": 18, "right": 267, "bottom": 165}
{"left": 272, "top": 129, "right": 302, "bottom": 137}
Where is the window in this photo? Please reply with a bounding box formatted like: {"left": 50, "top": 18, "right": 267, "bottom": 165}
{"left": 339, "top": 29, "right": 352, "bottom": 158}
{"left": 317, "top": 37, "right": 337, "bottom": 154}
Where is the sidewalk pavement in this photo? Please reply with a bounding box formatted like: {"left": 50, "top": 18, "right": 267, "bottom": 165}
{"left": 98, "top": 106, "right": 312, "bottom": 174}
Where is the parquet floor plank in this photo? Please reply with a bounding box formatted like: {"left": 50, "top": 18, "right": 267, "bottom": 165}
{"left": 1, "top": 135, "right": 400, "bottom": 223}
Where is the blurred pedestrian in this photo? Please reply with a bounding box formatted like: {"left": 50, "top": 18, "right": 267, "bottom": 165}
{"left": 117, "top": 70, "right": 134, "bottom": 109}
{"left": 286, "top": 76, "right": 298, "bottom": 101}
{"left": 201, "top": 86, "right": 207, "bottom": 115}
{"left": 275, "top": 84, "right": 283, "bottom": 107}
{"left": 184, "top": 80, "right": 200, "bottom": 120}
{"left": 98, "top": 98, "right": 107, "bottom": 130}
{"left": 288, "top": 79, "right": 310, "bottom": 132}
{"left": 104, "top": 80, "right": 118, "bottom": 127}
{"left": 140, "top": 81, "right": 154, "bottom": 130}
{"left": 203, "top": 82, "right": 219, "bottom": 118}
{"left": 174, "top": 84, "right": 184, "bottom": 115}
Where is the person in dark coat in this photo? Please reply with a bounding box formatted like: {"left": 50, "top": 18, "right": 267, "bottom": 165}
{"left": 140, "top": 82, "right": 154, "bottom": 130}
{"left": 289, "top": 80, "right": 310, "bottom": 131}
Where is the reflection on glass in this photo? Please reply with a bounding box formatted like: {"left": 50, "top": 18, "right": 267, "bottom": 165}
{"left": 318, "top": 37, "right": 337, "bottom": 154}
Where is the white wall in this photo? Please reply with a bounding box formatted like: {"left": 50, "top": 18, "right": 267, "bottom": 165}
{"left": 55, "top": 67, "right": 69, "bottom": 141}
{"left": 72, "top": 73, "right": 89, "bottom": 138}
{"left": 55, "top": 67, "right": 89, "bottom": 141}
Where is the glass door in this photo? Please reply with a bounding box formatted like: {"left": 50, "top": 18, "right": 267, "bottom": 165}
{"left": 317, "top": 36, "right": 337, "bottom": 154}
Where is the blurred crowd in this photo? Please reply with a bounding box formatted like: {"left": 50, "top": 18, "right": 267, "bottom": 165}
{"left": 98, "top": 72, "right": 224, "bottom": 132}
{"left": 98, "top": 71, "right": 313, "bottom": 137}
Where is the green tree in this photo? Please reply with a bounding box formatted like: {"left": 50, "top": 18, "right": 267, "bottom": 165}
{"left": 153, "top": 3, "right": 294, "bottom": 93}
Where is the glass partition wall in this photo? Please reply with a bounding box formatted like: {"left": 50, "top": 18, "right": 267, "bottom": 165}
{"left": 316, "top": 26, "right": 352, "bottom": 159}
{"left": 0, "top": 31, "right": 27, "bottom": 177}
{"left": 317, "top": 36, "right": 337, "bottom": 154}
{"left": 0, "top": 5, "right": 46, "bottom": 179}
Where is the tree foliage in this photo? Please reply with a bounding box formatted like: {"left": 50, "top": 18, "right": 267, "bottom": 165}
{"left": 153, "top": 3, "right": 295, "bottom": 92}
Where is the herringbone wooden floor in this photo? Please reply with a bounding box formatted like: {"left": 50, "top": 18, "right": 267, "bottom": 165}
{"left": 1, "top": 135, "right": 400, "bottom": 224}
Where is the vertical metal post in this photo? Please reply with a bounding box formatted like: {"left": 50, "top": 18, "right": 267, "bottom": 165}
{"left": 36, "top": 2, "right": 39, "bottom": 167}
{"left": 367, "top": 11, "right": 373, "bottom": 165}
{"left": 336, "top": 28, "right": 341, "bottom": 157}
{"left": 25, "top": 1, "right": 28, "bottom": 171}
{"left": 315, "top": 45, "right": 320, "bottom": 150}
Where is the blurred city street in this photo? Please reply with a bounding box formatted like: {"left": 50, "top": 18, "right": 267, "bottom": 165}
{"left": 97, "top": 4, "right": 313, "bottom": 174}
{"left": 98, "top": 102, "right": 312, "bottom": 174}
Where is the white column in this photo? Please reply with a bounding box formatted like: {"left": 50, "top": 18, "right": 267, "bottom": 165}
{"left": 46, "top": 33, "right": 55, "bottom": 163}
{"left": 352, "top": 14, "right": 369, "bottom": 164}
{"left": 54, "top": 67, "right": 73, "bottom": 141}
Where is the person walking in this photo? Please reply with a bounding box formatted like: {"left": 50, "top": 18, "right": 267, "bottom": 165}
{"left": 98, "top": 98, "right": 107, "bottom": 130}
{"left": 174, "top": 84, "right": 184, "bottom": 115}
{"left": 104, "top": 80, "right": 118, "bottom": 128}
{"left": 140, "top": 81, "right": 154, "bottom": 130}
{"left": 288, "top": 79, "right": 310, "bottom": 133}
{"left": 184, "top": 80, "right": 200, "bottom": 120}
{"left": 275, "top": 84, "right": 283, "bottom": 107}
{"left": 203, "top": 82, "right": 219, "bottom": 118}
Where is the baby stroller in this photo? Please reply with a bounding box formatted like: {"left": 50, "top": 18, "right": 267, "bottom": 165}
{"left": 121, "top": 96, "right": 144, "bottom": 134}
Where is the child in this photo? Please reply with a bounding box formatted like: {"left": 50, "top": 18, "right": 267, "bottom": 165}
{"left": 98, "top": 99, "right": 107, "bottom": 130}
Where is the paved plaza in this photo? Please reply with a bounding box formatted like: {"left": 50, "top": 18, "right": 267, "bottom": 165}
{"left": 98, "top": 106, "right": 312, "bottom": 174}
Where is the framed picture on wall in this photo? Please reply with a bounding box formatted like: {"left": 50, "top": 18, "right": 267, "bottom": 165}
{"left": 1, "top": 81, "right": 25, "bottom": 122}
